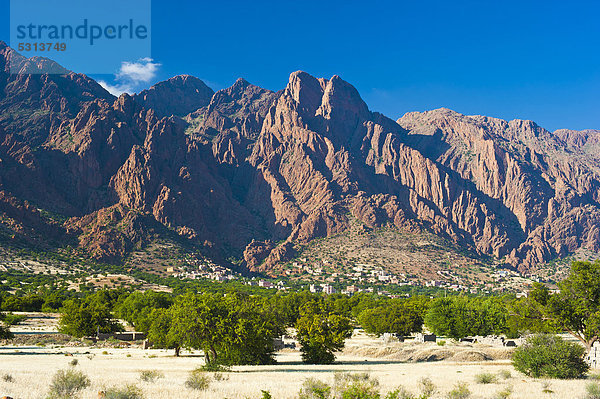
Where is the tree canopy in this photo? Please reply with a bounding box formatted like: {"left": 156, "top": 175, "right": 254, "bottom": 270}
{"left": 424, "top": 296, "right": 508, "bottom": 339}
{"left": 357, "top": 297, "right": 426, "bottom": 338}
{"left": 152, "top": 293, "right": 284, "bottom": 365}
{"left": 518, "top": 260, "right": 600, "bottom": 350}
{"left": 295, "top": 300, "right": 353, "bottom": 364}
{"left": 58, "top": 298, "right": 123, "bottom": 338}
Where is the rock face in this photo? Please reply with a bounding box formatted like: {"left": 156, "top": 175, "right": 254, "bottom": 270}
{"left": 0, "top": 41, "right": 598, "bottom": 274}
{"left": 133, "top": 75, "right": 214, "bottom": 118}
{"left": 397, "top": 109, "right": 600, "bottom": 271}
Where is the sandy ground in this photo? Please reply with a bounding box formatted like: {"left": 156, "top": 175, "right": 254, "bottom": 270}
{"left": 0, "top": 316, "right": 589, "bottom": 398}
{"left": 0, "top": 343, "right": 590, "bottom": 399}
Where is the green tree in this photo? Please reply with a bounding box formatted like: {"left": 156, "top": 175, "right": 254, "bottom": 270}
{"left": 147, "top": 307, "right": 182, "bottom": 356}
{"left": 505, "top": 290, "right": 556, "bottom": 337}
{"left": 164, "top": 293, "right": 283, "bottom": 365}
{"left": 520, "top": 261, "right": 600, "bottom": 351}
{"left": 357, "top": 299, "right": 423, "bottom": 338}
{"left": 270, "top": 291, "right": 318, "bottom": 326}
{"left": 295, "top": 301, "right": 353, "bottom": 364}
{"left": 168, "top": 293, "right": 229, "bottom": 364}
{"left": 0, "top": 317, "right": 12, "bottom": 339}
{"left": 220, "top": 294, "right": 283, "bottom": 365}
{"left": 116, "top": 290, "right": 173, "bottom": 332}
{"left": 424, "top": 296, "right": 507, "bottom": 339}
{"left": 58, "top": 299, "right": 123, "bottom": 337}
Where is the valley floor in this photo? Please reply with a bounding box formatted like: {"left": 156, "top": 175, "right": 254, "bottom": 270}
{"left": 0, "top": 343, "right": 589, "bottom": 399}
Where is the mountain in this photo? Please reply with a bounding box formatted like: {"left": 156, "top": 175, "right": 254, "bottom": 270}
{"left": 133, "top": 75, "right": 214, "bottom": 118}
{"left": 0, "top": 41, "right": 598, "bottom": 277}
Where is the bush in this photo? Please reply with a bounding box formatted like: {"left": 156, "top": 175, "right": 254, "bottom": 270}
{"left": 0, "top": 325, "right": 13, "bottom": 339}
{"left": 493, "top": 385, "right": 512, "bottom": 399}
{"left": 2, "top": 313, "right": 27, "bottom": 326}
{"left": 384, "top": 387, "right": 415, "bottom": 399}
{"left": 185, "top": 369, "right": 211, "bottom": 391}
{"left": 512, "top": 334, "right": 589, "bottom": 379}
{"left": 299, "top": 378, "right": 332, "bottom": 399}
{"left": 70, "top": 359, "right": 78, "bottom": 367}
{"left": 47, "top": 368, "right": 90, "bottom": 398}
{"left": 333, "top": 372, "right": 379, "bottom": 399}
{"left": 474, "top": 372, "right": 497, "bottom": 384}
{"left": 446, "top": 382, "right": 470, "bottom": 399}
{"left": 2, "top": 373, "right": 13, "bottom": 382}
{"left": 139, "top": 370, "right": 164, "bottom": 383}
{"left": 418, "top": 377, "right": 436, "bottom": 398}
{"left": 498, "top": 370, "right": 511, "bottom": 380}
{"left": 586, "top": 382, "right": 600, "bottom": 399}
{"left": 103, "top": 384, "right": 144, "bottom": 399}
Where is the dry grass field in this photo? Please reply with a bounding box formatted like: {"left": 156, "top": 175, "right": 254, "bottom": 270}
{"left": 0, "top": 331, "right": 592, "bottom": 399}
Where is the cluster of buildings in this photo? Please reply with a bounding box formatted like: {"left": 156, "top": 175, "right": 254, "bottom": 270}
{"left": 171, "top": 258, "right": 238, "bottom": 281}
{"left": 168, "top": 251, "right": 541, "bottom": 296}
{"left": 287, "top": 260, "right": 407, "bottom": 285}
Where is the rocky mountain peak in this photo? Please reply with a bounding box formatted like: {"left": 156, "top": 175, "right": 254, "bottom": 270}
{"left": 285, "top": 70, "right": 328, "bottom": 114}
{"left": 317, "top": 74, "right": 369, "bottom": 126}
{"left": 0, "top": 43, "right": 598, "bottom": 276}
{"left": 133, "top": 74, "right": 214, "bottom": 117}
{"left": 231, "top": 77, "right": 251, "bottom": 90}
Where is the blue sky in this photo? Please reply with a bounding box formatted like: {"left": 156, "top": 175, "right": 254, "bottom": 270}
{"left": 1, "top": 0, "right": 599, "bottom": 131}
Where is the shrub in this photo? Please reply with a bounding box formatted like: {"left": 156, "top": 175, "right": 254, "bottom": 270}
{"left": 70, "top": 359, "right": 79, "bottom": 367}
{"left": 0, "top": 325, "right": 13, "bottom": 339}
{"left": 139, "top": 370, "right": 164, "bottom": 383}
{"left": 418, "top": 377, "right": 436, "bottom": 398}
{"left": 333, "top": 372, "right": 380, "bottom": 399}
{"left": 437, "top": 340, "right": 446, "bottom": 346}
{"left": 2, "top": 373, "right": 13, "bottom": 382}
{"left": 493, "top": 385, "right": 512, "bottom": 399}
{"left": 474, "top": 372, "right": 497, "bottom": 384}
{"left": 586, "top": 382, "right": 600, "bottom": 399}
{"left": 384, "top": 387, "right": 415, "bottom": 399}
{"left": 47, "top": 368, "right": 90, "bottom": 398}
{"left": 2, "top": 313, "right": 27, "bottom": 326}
{"left": 103, "top": 384, "right": 144, "bottom": 399}
{"left": 299, "top": 378, "right": 331, "bottom": 399}
{"left": 498, "top": 370, "right": 511, "bottom": 380}
{"left": 446, "top": 382, "right": 470, "bottom": 399}
{"left": 185, "top": 369, "right": 211, "bottom": 391}
{"left": 512, "top": 334, "right": 589, "bottom": 379}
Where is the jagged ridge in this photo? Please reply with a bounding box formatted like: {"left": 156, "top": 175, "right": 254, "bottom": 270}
{"left": 0, "top": 41, "right": 598, "bottom": 275}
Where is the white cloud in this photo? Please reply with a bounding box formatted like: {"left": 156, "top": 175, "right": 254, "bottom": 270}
{"left": 98, "top": 80, "right": 135, "bottom": 96}
{"left": 99, "top": 58, "right": 161, "bottom": 96}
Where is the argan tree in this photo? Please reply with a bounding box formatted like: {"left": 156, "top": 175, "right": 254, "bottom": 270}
{"left": 357, "top": 299, "right": 424, "bottom": 339}
{"left": 295, "top": 301, "right": 353, "bottom": 364}
{"left": 58, "top": 298, "right": 123, "bottom": 338}
{"left": 522, "top": 260, "right": 600, "bottom": 352}
{"left": 424, "top": 296, "right": 507, "bottom": 339}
